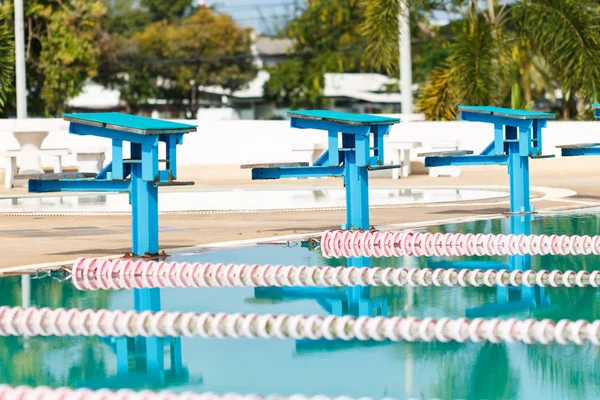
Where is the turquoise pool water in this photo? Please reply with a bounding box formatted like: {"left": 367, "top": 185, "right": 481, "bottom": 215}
{"left": 2, "top": 210, "right": 600, "bottom": 399}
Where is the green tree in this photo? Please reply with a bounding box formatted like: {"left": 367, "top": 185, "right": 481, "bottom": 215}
{"left": 0, "top": 14, "right": 15, "bottom": 116}
{"left": 0, "top": 0, "right": 106, "bottom": 116}
{"left": 105, "top": 7, "right": 257, "bottom": 116}
{"left": 141, "top": 0, "right": 194, "bottom": 22}
{"left": 263, "top": 58, "right": 326, "bottom": 109}
{"left": 264, "top": 0, "right": 374, "bottom": 108}
{"left": 100, "top": 0, "right": 150, "bottom": 36}
{"left": 363, "top": 0, "right": 600, "bottom": 120}
{"left": 264, "top": 0, "right": 454, "bottom": 109}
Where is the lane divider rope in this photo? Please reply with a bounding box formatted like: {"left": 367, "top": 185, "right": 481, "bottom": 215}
{"left": 1, "top": 306, "right": 599, "bottom": 345}
{"left": 320, "top": 230, "right": 600, "bottom": 258}
{"left": 0, "top": 385, "right": 387, "bottom": 400}
{"left": 72, "top": 258, "right": 600, "bottom": 289}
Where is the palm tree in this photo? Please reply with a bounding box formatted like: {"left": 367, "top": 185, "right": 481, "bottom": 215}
{"left": 361, "top": 0, "right": 600, "bottom": 120}
{"left": 0, "top": 13, "right": 14, "bottom": 115}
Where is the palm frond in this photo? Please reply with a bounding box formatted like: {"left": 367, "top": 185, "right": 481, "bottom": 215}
{"left": 416, "top": 62, "right": 458, "bottom": 120}
{"left": 513, "top": 0, "right": 600, "bottom": 101}
{"left": 360, "top": 0, "right": 400, "bottom": 75}
{"left": 0, "top": 15, "right": 15, "bottom": 110}
{"left": 451, "top": 12, "right": 510, "bottom": 106}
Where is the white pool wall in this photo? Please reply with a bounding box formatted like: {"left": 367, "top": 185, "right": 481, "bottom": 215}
{"left": 0, "top": 119, "right": 593, "bottom": 171}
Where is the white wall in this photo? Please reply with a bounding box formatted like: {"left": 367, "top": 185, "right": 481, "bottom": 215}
{"left": 0, "top": 118, "right": 598, "bottom": 170}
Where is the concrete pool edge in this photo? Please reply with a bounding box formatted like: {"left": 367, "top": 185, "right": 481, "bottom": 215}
{"left": 2, "top": 198, "right": 594, "bottom": 276}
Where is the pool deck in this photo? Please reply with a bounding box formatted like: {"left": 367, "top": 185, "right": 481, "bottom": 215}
{"left": 1, "top": 157, "right": 600, "bottom": 271}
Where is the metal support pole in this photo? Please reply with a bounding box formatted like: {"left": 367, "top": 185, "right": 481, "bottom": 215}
{"left": 131, "top": 144, "right": 159, "bottom": 256}
{"left": 342, "top": 134, "right": 370, "bottom": 231}
{"left": 14, "top": 0, "right": 27, "bottom": 118}
{"left": 399, "top": 0, "right": 413, "bottom": 115}
{"left": 506, "top": 127, "right": 530, "bottom": 214}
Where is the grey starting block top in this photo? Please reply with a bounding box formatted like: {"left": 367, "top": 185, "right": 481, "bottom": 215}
{"left": 458, "top": 106, "right": 556, "bottom": 120}
{"left": 17, "top": 172, "right": 97, "bottom": 180}
{"left": 63, "top": 112, "right": 197, "bottom": 135}
{"left": 241, "top": 162, "right": 310, "bottom": 169}
{"left": 556, "top": 143, "right": 600, "bottom": 149}
{"left": 417, "top": 150, "right": 474, "bottom": 157}
{"left": 287, "top": 110, "right": 400, "bottom": 126}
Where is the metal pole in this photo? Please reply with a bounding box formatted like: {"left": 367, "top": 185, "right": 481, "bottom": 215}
{"left": 399, "top": 1, "right": 413, "bottom": 115}
{"left": 14, "top": 0, "right": 27, "bottom": 118}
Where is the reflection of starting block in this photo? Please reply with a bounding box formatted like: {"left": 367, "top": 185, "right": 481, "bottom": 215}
{"left": 254, "top": 266, "right": 392, "bottom": 354}
{"left": 428, "top": 214, "right": 553, "bottom": 319}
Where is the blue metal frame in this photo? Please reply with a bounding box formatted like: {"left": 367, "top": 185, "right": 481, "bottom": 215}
{"left": 424, "top": 106, "right": 555, "bottom": 215}
{"left": 249, "top": 111, "right": 401, "bottom": 230}
{"left": 27, "top": 112, "right": 196, "bottom": 383}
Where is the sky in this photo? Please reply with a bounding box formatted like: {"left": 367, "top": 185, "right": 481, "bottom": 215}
{"left": 204, "top": 0, "right": 303, "bottom": 34}
{"left": 202, "top": 0, "right": 472, "bottom": 34}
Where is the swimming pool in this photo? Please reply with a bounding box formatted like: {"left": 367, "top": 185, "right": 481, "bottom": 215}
{"left": 2, "top": 210, "right": 600, "bottom": 399}
{"left": 0, "top": 188, "right": 508, "bottom": 214}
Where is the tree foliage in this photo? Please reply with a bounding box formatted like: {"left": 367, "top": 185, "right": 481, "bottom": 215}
{"left": 264, "top": 0, "right": 374, "bottom": 108}
{"left": 0, "top": 0, "right": 105, "bottom": 116}
{"left": 361, "top": 0, "right": 600, "bottom": 120}
{"left": 263, "top": 59, "right": 325, "bottom": 109}
{"left": 140, "top": 0, "right": 194, "bottom": 22}
{"left": 416, "top": 11, "right": 510, "bottom": 120}
{"left": 0, "top": 14, "right": 15, "bottom": 115}
{"left": 513, "top": 0, "right": 600, "bottom": 117}
{"left": 99, "top": 7, "right": 256, "bottom": 115}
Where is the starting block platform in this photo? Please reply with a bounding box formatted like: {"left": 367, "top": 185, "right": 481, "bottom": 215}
{"left": 559, "top": 104, "right": 600, "bottom": 156}
{"left": 420, "top": 105, "right": 556, "bottom": 214}
{"left": 242, "top": 110, "right": 401, "bottom": 231}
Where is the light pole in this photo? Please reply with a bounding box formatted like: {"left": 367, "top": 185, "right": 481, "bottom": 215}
{"left": 14, "top": 0, "right": 27, "bottom": 118}
{"left": 14, "top": 0, "right": 29, "bottom": 319}
{"left": 399, "top": 0, "right": 413, "bottom": 115}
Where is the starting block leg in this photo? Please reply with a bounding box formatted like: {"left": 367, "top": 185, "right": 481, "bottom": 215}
{"left": 343, "top": 134, "right": 370, "bottom": 230}
{"left": 131, "top": 144, "right": 159, "bottom": 256}
{"left": 507, "top": 133, "right": 531, "bottom": 214}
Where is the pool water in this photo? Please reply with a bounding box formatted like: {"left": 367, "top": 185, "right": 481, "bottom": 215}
{"left": 0, "top": 188, "right": 507, "bottom": 213}
{"left": 2, "top": 210, "right": 600, "bottom": 399}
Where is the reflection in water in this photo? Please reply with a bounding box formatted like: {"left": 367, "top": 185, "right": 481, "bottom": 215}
{"left": 3, "top": 212, "right": 600, "bottom": 398}
{"left": 80, "top": 288, "right": 191, "bottom": 391}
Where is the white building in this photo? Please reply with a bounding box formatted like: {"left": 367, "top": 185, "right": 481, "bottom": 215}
{"left": 68, "top": 37, "right": 408, "bottom": 120}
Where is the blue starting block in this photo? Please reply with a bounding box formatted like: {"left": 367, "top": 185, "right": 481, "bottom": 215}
{"left": 558, "top": 103, "right": 600, "bottom": 157}
{"left": 26, "top": 112, "right": 196, "bottom": 382}
{"left": 243, "top": 110, "right": 401, "bottom": 231}
{"left": 421, "top": 106, "right": 556, "bottom": 215}
{"left": 28, "top": 112, "right": 197, "bottom": 256}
